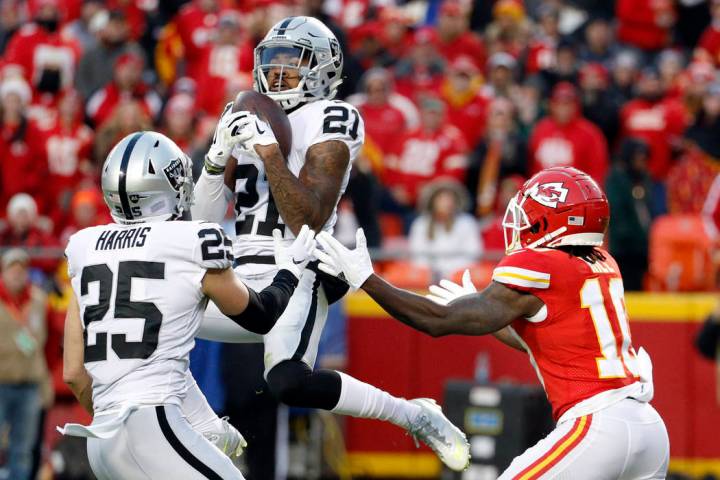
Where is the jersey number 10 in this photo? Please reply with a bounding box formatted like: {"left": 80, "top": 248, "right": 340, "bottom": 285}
{"left": 580, "top": 278, "right": 639, "bottom": 379}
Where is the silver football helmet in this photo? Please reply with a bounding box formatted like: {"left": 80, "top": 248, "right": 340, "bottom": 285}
{"left": 101, "top": 131, "right": 194, "bottom": 224}
{"left": 253, "top": 16, "right": 343, "bottom": 110}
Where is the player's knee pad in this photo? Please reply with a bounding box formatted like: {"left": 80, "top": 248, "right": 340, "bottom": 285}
{"left": 265, "top": 360, "right": 312, "bottom": 406}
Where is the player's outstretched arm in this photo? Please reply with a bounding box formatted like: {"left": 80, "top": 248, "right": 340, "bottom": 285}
{"left": 192, "top": 104, "right": 253, "bottom": 222}
{"left": 254, "top": 140, "right": 350, "bottom": 234}
{"left": 202, "top": 225, "right": 317, "bottom": 334}
{"left": 63, "top": 295, "right": 94, "bottom": 415}
{"left": 315, "top": 230, "right": 543, "bottom": 338}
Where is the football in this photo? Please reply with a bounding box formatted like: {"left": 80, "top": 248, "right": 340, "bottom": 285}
{"left": 232, "top": 90, "right": 292, "bottom": 158}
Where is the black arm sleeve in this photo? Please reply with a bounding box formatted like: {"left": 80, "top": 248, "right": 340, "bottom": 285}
{"left": 696, "top": 315, "right": 720, "bottom": 360}
{"left": 227, "top": 269, "right": 299, "bottom": 334}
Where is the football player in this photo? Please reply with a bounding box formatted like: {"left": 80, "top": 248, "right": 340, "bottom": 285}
{"left": 60, "top": 131, "right": 318, "bottom": 479}
{"left": 315, "top": 167, "right": 669, "bottom": 479}
{"left": 191, "top": 16, "right": 470, "bottom": 471}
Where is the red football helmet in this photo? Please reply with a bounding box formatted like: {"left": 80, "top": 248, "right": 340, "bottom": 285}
{"left": 502, "top": 167, "right": 610, "bottom": 252}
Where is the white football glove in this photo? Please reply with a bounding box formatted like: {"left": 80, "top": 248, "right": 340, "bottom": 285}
{"left": 205, "top": 103, "right": 254, "bottom": 172}
{"left": 273, "top": 224, "right": 316, "bottom": 279}
{"left": 314, "top": 229, "right": 374, "bottom": 291}
{"left": 426, "top": 269, "right": 477, "bottom": 305}
{"left": 232, "top": 112, "right": 278, "bottom": 157}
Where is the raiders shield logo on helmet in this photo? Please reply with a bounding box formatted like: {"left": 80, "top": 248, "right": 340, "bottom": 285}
{"left": 163, "top": 158, "right": 185, "bottom": 192}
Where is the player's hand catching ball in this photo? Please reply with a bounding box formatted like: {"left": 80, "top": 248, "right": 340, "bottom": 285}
{"left": 314, "top": 229, "right": 374, "bottom": 291}
{"left": 205, "top": 103, "right": 255, "bottom": 173}
{"left": 426, "top": 269, "right": 477, "bottom": 306}
{"left": 273, "top": 224, "right": 316, "bottom": 279}
{"left": 231, "top": 112, "right": 279, "bottom": 157}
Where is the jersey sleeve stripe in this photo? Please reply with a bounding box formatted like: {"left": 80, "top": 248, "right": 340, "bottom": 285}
{"left": 493, "top": 266, "right": 550, "bottom": 280}
{"left": 493, "top": 267, "right": 550, "bottom": 289}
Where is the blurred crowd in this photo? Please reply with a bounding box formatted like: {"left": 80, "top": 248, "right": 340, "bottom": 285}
{"left": 2, "top": 0, "right": 720, "bottom": 477}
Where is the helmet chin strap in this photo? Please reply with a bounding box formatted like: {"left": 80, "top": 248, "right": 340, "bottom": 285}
{"left": 527, "top": 226, "right": 568, "bottom": 249}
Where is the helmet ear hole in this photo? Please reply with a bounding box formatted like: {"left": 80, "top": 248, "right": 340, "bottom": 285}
{"left": 529, "top": 222, "right": 541, "bottom": 234}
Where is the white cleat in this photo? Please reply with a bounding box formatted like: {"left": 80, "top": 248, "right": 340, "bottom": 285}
{"left": 407, "top": 398, "right": 470, "bottom": 472}
{"left": 203, "top": 417, "right": 248, "bottom": 458}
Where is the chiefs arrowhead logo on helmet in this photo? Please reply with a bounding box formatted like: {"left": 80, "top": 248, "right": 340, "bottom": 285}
{"left": 527, "top": 182, "right": 569, "bottom": 208}
{"left": 503, "top": 167, "right": 609, "bottom": 252}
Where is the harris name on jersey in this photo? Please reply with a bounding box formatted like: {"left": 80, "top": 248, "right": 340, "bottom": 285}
{"left": 95, "top": 226, "right": 151, "bottom": 251}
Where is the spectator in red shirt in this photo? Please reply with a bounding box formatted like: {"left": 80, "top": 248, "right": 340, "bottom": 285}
{"left": 434, "top": 1, "right": 485, "bottom": 67}
{"left": 381, "top": 96, "right": 469, "bottom": 219}
{"left": 93, "top": 99, "right": 152, "bottom": 161}
{"left": 155, "top": 0, "right": 224, "bottom": 87}
{"left": 0, "top": 194, "right": 59, "bottom": 275}
{"left": 43, "top": 88, "right": 94, "bottom": 228}
{"left": 697, "top": 0, "right": 720, "bottom": 66}
{"left": 347, "top": 68, "right": 419, "bottom": 158}
{"left": 529, "top": 82, "right": 609, "bottom": 184}
{"left": 194, "top": 12, "right": 253, "bottom": 117}
{"left": 438, "top": 56, "right": 488, "bottom": 149}
{"left": 86, "top": 52, "right": 161, "bottom": 127}
{"left": 619, "top": 68, "right": 687, "bottom": 181}
{"left": 161, "top": 93, "right": 203, "bottom": 156}
{"left": 0, "top": 78, "right": 48, "bottom": 215}
{"left": 394, "top": 28, "right": 445, "bottom": 100}
{"left": 616, "top": 0, "right": 675, "bottom": 52}
{"left": 2, "top": 0, "right": 81, "bottom": 103}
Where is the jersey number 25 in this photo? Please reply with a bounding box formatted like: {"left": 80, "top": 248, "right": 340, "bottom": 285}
{"left": 80, "top": 261, "right": 164, "bottom": 363}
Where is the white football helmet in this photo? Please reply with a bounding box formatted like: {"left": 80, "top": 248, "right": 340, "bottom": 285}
{"left": 101, "top": 131, "right": 194, "bottom": 224}
{"left": 253, "top": 16, "right": 343, "bottom": 110}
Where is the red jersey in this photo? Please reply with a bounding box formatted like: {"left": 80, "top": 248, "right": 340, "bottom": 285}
{"left": 155, "top": 3, "right": 224, "bottom": 85}
{"left": 43, "top": 121, "right": 94, "bottom": 225}
{"left": 86, "top": 82, "right": 162, "bottom": 127}
{"left": 435, "top": 32, "right": 486, "bottom": 67}
{"left": 439, "top": 85, "right": 489, "bottom": 149}
{"left": 493, "top": 247, "right": 641, "bottom": 420}
{"left": 0, "top": 120, "right": 49, "bottom": 214}
{"left": 2, "top": 24, "right": 81, "bottom": 94}
{"left": 529, "top": 116, "right": 609, "bottom": 185}
{"left": 620, "top": 98, "right": 687, "bottom": 180}
{"left": 194, "top": 42, "right": 254, "bottom": 116}
{"left": 354, "top": 95, "right": 419, "bottom": 155}
{"left": 698, "top": 24, "right": 720, "bottom": 66}
{"left": 383, "top": 125, "right": 468, "bottom": 206}
{"left": 616, "top": 0, "right": 674, "bottom": 51}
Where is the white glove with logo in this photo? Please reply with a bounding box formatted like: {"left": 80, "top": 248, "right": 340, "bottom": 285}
{"left": 273, "top": 224, "right": 316, "bottom": 279}
{"left": 232, "top": 112, "right": 278, "bottom": 157}
{"left": 314, "top": 229, "right": 374, "bottom": 291}
{"left": 426, "top": 269, "right": 477, "bottom": 305}
{"left": 205, "top": 103, "right": 254, "bottom": 173}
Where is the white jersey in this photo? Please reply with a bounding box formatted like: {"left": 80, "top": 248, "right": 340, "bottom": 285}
{"left": 229, "top": 98, "right": 364, "bottom": 276}
{"left": 65, "top": 221, "right": 232, "bottom": 414}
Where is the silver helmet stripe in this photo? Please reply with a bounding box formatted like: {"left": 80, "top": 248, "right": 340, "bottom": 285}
{"left": 118, "top": 131, "right": 144, "bottom": 221}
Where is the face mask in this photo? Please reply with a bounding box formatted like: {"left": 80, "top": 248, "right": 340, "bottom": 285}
{"left": 36, "top": 18, "right": 59, "bottom": 33}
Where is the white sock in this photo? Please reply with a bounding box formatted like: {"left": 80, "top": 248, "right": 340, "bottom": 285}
{"left": 331, "top": 371, "right": 421, "bottom": 429}
{"left": 182, "top": 373, "right": 224, "bottom": 434}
